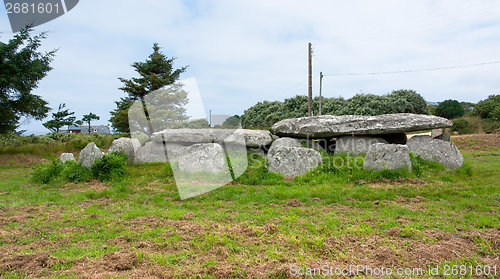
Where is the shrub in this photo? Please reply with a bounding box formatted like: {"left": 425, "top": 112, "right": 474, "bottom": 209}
{"left": 473, "top": 94, "right": 500, "bottom": 119}
{"left": 481, "top": 119, "right": 500, "bottom": 134}
{"left": 451, "top": 118, "right": 472, "bottom": 135}
{"left": 91, "top": 151, "right": 128, "bottom": 182}
{"left": 436, "top": 99, "right": 465, "bottom": 119}
{"left": 31, "top": 160, "right": 63, "bottom": 184}
{"left": 61, "top": 161, "right": 92, "bottom": 182}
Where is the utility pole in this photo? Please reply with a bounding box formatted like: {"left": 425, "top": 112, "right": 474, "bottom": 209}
{"left": 308, "top": 42, "right": 313, "bottom": 117}
{"left": 209, "top": 110, "right": 212, "bottom": 128}
{"left": 319, "top": 71, "right": 323, "bottom": 116}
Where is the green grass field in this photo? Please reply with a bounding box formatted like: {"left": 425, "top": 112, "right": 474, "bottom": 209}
{"left": 0, "top": 135, "right": 499, "bottom": 278}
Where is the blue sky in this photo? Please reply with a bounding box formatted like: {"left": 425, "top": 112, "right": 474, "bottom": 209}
{"left": 1, "top": 0, "right": 499, "bottom": 135}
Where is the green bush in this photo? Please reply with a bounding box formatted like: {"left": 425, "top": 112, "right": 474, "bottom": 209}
{"left": 451, "top": 118, "right": 472, "bottom": 134}
{"left": 481, "top": 119, "right": 500, "bottom": 134}
{"left": 241, "top": 89, "right": 428, "bottom": 129}
{"left": 61, "top": 160, "right": 92, "bottom": 182}
{"left": 91, "top": 151, "right": 128, "bottom": 182}
{"left": 31, "top": 160, "right": 63, "bottom": 184}
{"left": 436, "top": 99, "right": 465, "bottom": 119}
{"left": 473, "top": 94, "right": 500, "bottom": 119}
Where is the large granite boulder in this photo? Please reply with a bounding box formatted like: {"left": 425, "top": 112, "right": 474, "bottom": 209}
{"left": 300, "top": 139, "right": 327, "bottom": 152}
{"left": 434, "top": 133, "right": 451, "bottom": 141}
{"left": 271, "top": 137, "right": 301, "bottom": 148}
{"left": 407, "top": 135, "right": 464, "bottom": 169}
{"left": 272, "top": 113, "right": 452, "bottom": 139}
{"left": 363, "top": 143, "right": 412, "bottom": 171}
{"left": 78, "top": 142, "right": 104, "bottom": 168}
{"left": 108, "top": 137, "right": 141, "bottom": 163}
{"left": 60, "top": 153, "right": 76, "bottom": 163}
{"left": 151, "top": 129, "right": 272, "bottom": 148}
{"left": 335, "top": 136, "right": 388, "bottom": 155}
{"left": 431, "top": 129, "right": 443, "bottom": 138}
{"left": 134, "top": 141, "right": 167, "bottom": 163}
{"left": 177, "top": 143, "right": 228, "bottom": 174}
{"left": 268, "top": 146, "right": 322, "bottom": 177}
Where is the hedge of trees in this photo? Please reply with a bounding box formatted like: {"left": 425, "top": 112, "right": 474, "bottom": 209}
{"left": 241, "top": 89, "right": 429, "bottom": 130}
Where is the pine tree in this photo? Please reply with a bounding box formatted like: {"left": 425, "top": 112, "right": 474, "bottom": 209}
{"left": 0, "top": 25, "right": 56, "bottom": 133}
{"left": 111, "top": 43, "right": 188, "bottom": 135}
{"left": 82, "top": 113, "right": 100, "bottom": 134}
{"left": 42, "top": 103, "right": 76, "bottom": 132}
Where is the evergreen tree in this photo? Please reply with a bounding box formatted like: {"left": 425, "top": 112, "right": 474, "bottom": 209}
{"left": 0, "top": 25, "right": 56, "bottom": 133}
{"left": 109, "top": 97, "right": 133, "bottom": 133}
{"left": 82, "top": 113, "right": 100, "bottom": 134}
{"left": 112, "top": 43, "right": 188, "bottom": 135}
{"left": 43, "top": 103, "right": 76, "bottom": 132}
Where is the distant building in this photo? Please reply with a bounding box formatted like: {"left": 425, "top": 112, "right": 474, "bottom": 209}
{"left": 62, "top": 124, "right": 111, "bottom": 134}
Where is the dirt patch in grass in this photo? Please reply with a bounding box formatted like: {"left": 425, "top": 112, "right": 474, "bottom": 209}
{"left": 0, "top": 154, "right": 48, "bottom": 166}
{"left": 359, "top": 177, "right": 427, "bottom": 188}
{"left": 285, "top": 198, "right": 306, "bottom": 207}
{"left": 452, "top": 134, "right": 500, "bottom": 152}
{"left": 1, "top": 212, "right": 500, "bottom": 278}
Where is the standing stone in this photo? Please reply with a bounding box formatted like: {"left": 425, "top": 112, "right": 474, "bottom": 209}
{"left": 272, "top": 113, "right": 453, "bottom": 138}
{"left": 431, "top": 129, "right": 443, "bottom": 138}
{"left": 108, "top": 137, "right": 141, "bottom": 163}
{"left": 300, "top": 139, "right": 327, "bottom": 152}
{"left": 233, "top": 129, "right": 273, "bottom": 148}
{"left": 407, "top": 135, "right": 464, "bottom": 169}
{"left": 78, "top": 142, "right": 104, "bottom": 168}
{"left": 363, "top": 143, "right": 412, "bottom": 171}
{"left": 134, "top": 141, "right": 167, "bottom": 163}
{"left": 268, "top": 146, "right": 322, "bottom": 177}
{"left": 271, "top": 137, "right": 301, "bottom": 149}
{"left": 164, "top": 143, "right": 190, "bottom": 161}
{"left": 434, "top": 133, "right": 451, "bottom": 141}
{"left": 177, "top": 143, "right": 227, "bottom": 174}
{"left": 60, "top": 153, "right": 76, "bottom": 163}
{"left": 335, "top": 136, "right": 388, "bottom": 155}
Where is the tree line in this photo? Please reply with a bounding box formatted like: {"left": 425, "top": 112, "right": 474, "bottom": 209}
{"left": 240, "top": 89, "right": 429, "bottom": 130}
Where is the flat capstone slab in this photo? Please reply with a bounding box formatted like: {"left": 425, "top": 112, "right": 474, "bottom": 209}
{"left": 272, "top": 113, "right": 452, "bottom": 139}
{"left": 151, "top": 128, "right": 272, "bottom": 148}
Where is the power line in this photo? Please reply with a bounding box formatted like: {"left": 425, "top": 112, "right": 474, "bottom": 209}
{"left": 323, "top": 60, "right": 500, "bottom": 77}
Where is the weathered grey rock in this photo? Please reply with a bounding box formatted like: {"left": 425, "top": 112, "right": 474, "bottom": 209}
{"left": 407, "top": 135, "right": 464, "bottom": 169}
{"left": 335, "top": 136, "right": 388, "bottom": 155}
{"left": 60, "top": 153, "right": 75, "bottom": 163}
{"left": 108, "top": 137, "right": 141, "bottom": 163}
{"left": 363, "top": 143, "right": 412, "bottom": 171}
{"left": 230, "top": 129, "right": 272, "bottom": 148}
{"left": 268, "top": 146, "right": 322, "bottom": 177}
{"left": 434, "top": 132, "right": 450, "bottom": 141}
{"left": 379, "top": 133, "right": 407, "bottom": 144}
{"left": 165, "top": 143, "right": 191, "bottom": 160}
{"left": 300, "top": 139, "right": 327, "bottom": 152}
{"left": 431, "top": 129, "right": 443, "bottom": 138}
{"left": 177, "top": 143, "right": 227, "bottom": 174}
{"left": 78, "top": 142, "right": 104, "bottom": 168}
{"left": 152, "top": 128, "right": 213, "bottom": 143}
{"left": 272, "top": 113, "right": 453, "bottom": 138}
{"left": 271, "top": 137, "right": 300, "bottom": 148}
{"left": 151, "top": 128, "right": 272, "bottom": 148}
{"left": 134, "top": 141, "right": 167, "bottom": 163}
{"left": 271, "top": 134, "right": 280, "bottom": 141}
